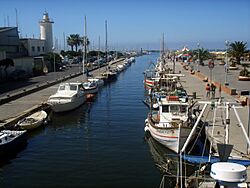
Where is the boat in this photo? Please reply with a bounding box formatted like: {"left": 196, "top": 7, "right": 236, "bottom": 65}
{"left": 0, "top": 130, "right": 27, "bottom": 155}
{"left": 17, "top": 110, "right": 47, "bottom": 130}
{"left": 87, "top": 78, "right": 104, "bottom": 87}
{"left": 48, "top": 82, "right": 86, "bottom": 112}
{"left": 180, "top": 100, "right": 250, "bottom": 187}
{"left": 101, "top": 70, "right": 117, "bottom": 83}
{"left": 145, "top": 94, "right": 193, "bottom": 153}
{"left": 83, "top": 81, "right": 98, "bottom": 94}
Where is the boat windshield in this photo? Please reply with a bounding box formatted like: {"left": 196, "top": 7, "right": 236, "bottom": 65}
{"left": 162, "top": 105, "right": 169, "bottom": 112}
{"left": 58, "top": 85, "right": 66, "bottom": 91}
{"left": 163, "top": 105, "right": 187, "bottom": 113}
{"left": 70, "top": 85, "right": 78, "bottom": 91}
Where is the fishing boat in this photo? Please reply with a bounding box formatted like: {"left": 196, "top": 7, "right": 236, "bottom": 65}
{"left": 145, "top": 94, "right": 192, "bottom": 153}
{"left": 17, "top": 110, "right": 47, "bottom": 130}
{"left": 48, "top": 82, "right": 86, "bottom": 112}
{"left": 0, "top": 130, "right": 27, "bottom": 155}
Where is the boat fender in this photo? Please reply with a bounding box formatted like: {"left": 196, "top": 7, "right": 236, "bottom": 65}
{"left": 144, "top": 126, "right": 149, "bottom": 132}
{"left": 157, "top": 114, "right": 160, "bottom": 121}
{"left": 145, "top": 118, "right": 148, "bottom": 123}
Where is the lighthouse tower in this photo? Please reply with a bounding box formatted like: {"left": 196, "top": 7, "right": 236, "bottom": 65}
{"left": 39, "top": 12, "right": 54, "bottom": 53}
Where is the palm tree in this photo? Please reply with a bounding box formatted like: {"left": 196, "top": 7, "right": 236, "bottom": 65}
{"left": 74, "top": 34, "right": 81, "bottom": 52}
{"left": 228, "top": 41, "right": 247, "bottom": 66}
{"left": 192, "top": 48, "right": 212, "bottom": 65}
{"left": 67, "top": 34, "right": 82, "bottom": 52}
{"left": 80, "top": 36, "right": 90, "bottom": 49}
{"left": 67, "top": 35, "right": 75, "bottom": 51}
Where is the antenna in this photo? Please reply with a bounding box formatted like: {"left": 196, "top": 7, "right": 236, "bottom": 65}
{"left": 15, "top": 8, "right": 18, "bottom": 28}
{"left": 4, "top": 16, "right": 6, "bottom": 27}
{"left": 63, "top": 32, "right": 65, "bottom": 51}
{"left": 7, "top": 15, "right": 9, "bottom": 27}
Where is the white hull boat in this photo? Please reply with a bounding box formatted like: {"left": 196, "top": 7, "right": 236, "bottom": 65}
{"left": 88, "top": 78, "right": 104, "bottom": 87}
{"left": 17, "top": 110, "right": 47, "bottom": 130}
{"left": 83, "top": 81, "right": 98, "bottom": 94}
{"left": 145, "top": 117, "right": 192, "bottom": 153}
{"left": 145, "top": 94, "right": 192, "bottom": 153}
{"left": 48, "top": 83, "right": 86, "bottom": 112}
{"left": 0, "top": 130, "right": 27, "bottom": 155}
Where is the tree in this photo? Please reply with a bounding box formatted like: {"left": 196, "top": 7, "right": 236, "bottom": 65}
{"left": 228, "top": 41, "right": 247, "bottom": 66}
{"left": 0, "top": 58, "right": 14, "bottom": 79}
{"left": 192, "top": 48, "right": 212, "bottom": 64}
{"left": 67, "top": 35, "right": 75, "bottom": 51}
{"left": 67, "top": 34, "right": 81, "bottom": 52}
{"left": 239, "top": 64, "right": 249, "bottom": 77}
{"left": 80, "top": 36, "right": 90, "bottom": 47}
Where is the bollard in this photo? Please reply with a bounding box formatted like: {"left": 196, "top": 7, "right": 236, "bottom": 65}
{"left": 193, "top": 92, "right": 196, "bottom": 99}
{"left": 231, "top": 88, "right": 237, "bottom": 95}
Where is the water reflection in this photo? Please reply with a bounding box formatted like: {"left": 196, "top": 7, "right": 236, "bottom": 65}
{"left": 145, "top": 134, "right": 197, "bottom": 188}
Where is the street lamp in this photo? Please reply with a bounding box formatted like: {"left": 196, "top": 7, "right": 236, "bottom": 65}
{"left": 52, "top": 46, "right": 56, "bottom": 72}
{"left": 225, "top": 40, "right": 229, "bottom": 86}
{"left": 197, "top": 43, "right": 200, "bottom": 72}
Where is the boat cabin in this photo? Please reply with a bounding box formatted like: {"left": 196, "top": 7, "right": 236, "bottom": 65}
{"left": 0, "top": 132, "right": 14, "bottom": 144}
{"left": 157, "top": 96, "right": 189, "bottom": 126}
{"left": 57, "top": 83, "right": 84, "bottom": 93}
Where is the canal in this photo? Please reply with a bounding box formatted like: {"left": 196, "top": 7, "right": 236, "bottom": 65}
{"left": 0, "top": 53, "right": 163, "bottom": 187}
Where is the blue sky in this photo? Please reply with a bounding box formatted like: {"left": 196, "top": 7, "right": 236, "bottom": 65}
{"left": 1, "top": 0, "right": 250, "bottom": 50}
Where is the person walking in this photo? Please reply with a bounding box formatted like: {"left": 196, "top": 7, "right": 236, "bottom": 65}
{"left": 211, "top": 83, "right": 216, "bottom": 99}
{"left": 206, "top": 83, "right": 211, "bottom": 98}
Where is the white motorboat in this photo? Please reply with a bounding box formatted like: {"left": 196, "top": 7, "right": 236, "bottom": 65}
{"left": 48, "top": 82, "right": 86, "bottom": 112}
{"left": 83, "top": 80, "right": 98, "bottom": 94}
{"left": 87, "top": 78, "right": 104, "bottom": 87}
{"left": 0, "top": 130, "right": 27, "bottom": 155}
{"left": 17, "top": 110, "right": 47, "bottom": 130}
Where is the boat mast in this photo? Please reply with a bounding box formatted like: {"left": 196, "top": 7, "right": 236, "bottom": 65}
{"left": 83, "top": 16, "right": 87, "bottom": 79}
{"left": 105, "top": 20, "right": 109, "bottom": 70}
{"left": 161, "top": 33, "right": 164, "bottom": 60}
{"left": 98, "top": 35, "right": 100, "bottom": 75}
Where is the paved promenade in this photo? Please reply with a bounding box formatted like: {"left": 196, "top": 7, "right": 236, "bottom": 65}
{"left": 189, "top": 60, "right": 250, "bottom": 95}
{"left": 171, "top": 60, "right": 250, "bottom": 180}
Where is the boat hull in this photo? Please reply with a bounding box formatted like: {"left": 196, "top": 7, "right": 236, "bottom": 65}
{"left": 146, "top": 119, "right": 192, "bottom": 153}
{"left": 144, "top": 78, "right": 154, "bottom": 88}
{"left": 49, "top": 96, "right": 86, "bottom": 112}
{"left": 84, "top": 87, "right": 98, "bottom": 94}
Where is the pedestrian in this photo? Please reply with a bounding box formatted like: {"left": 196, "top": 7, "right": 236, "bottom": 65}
{"left": 206, "top": 83, "right": 210, "bottom": 98}
{"left": 211, "top": 83, "right": 216, "bottom": 99}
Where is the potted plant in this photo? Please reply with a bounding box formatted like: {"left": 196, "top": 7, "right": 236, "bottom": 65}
{"left": 238, "top": 64, "right": 250, "bottom": 81}
{"left": 219, "top": 60, "right": 225, "bottom": 65}
{"left": 228, "top": 41, "right": 247, "bottom": 70}
{"left": 229, "top": 60, "right": 238, "bottom": 70}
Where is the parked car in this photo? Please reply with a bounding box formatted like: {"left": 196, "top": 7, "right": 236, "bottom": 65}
{"left": 9, "top": 70, "right": 29, "bottom": 81}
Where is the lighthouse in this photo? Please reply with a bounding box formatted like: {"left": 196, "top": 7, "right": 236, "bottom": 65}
{"left": 39, "top": 12, "right": 54, "bottom": 53}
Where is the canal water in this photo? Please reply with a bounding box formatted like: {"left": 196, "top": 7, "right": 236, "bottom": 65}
{"left": 0, "top": 53, "right": 166, "bottom": 187}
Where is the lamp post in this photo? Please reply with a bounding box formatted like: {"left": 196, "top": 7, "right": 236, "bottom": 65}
{"left": 225, "top": 40, "right": 229, "bottom": 86}
{"left": 197, "top": 43, "right": 200, "bottom": 72}
{"left": 52, "top": 46, "right": 56, "bottom": 72}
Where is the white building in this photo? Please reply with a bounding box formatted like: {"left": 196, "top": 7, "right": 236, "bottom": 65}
{"left": 20, "top": 38, "right": 45, "bottom": 57}
{"left": 39, "top": 12, "right": 54, "bottom": 53}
